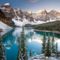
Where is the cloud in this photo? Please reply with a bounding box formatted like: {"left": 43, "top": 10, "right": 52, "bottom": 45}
{"left": 28, "top": 0, "right": 39, "bottom": 3}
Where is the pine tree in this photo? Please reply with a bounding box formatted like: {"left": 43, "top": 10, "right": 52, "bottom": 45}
{"left": 56, "top": 43, "right": 58, "bottom": 57}
{"left": 51, "top": 33, "right": 55, "bottom": 53}
{"left": 29, "top": 50, "right": 32, "bottom": 57}
{"left": 45, "top": 34, "right": 51, "bottom": 57}
{"left": 18, "top": 27, "right": 28, "bottom": 60}
{"left": 42, "top": 32, "right": 46, "bottom": 54}
{"left": 0, "top": 37, "right": 6, "bottom": 60}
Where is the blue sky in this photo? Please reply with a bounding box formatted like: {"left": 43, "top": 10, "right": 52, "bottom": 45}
{"left": 0, "top": 0, "right": 60, "bottom": 11}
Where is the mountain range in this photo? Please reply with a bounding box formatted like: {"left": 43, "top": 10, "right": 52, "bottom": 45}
{"left": 0, "top": 3, "right": 60, "bottom": 27}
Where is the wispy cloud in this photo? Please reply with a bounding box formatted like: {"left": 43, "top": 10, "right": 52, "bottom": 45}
{"left": 27, "top": 0, "right": 39, "bottom": 3}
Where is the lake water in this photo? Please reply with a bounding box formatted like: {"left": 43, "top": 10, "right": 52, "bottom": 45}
{"left": 1, "top": 27, "right": 60, "bottom": 60}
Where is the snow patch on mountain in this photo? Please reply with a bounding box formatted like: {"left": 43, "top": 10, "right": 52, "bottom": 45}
{"left": 12, "top": 17, "right": 56, "bottom": 26}
{"left": 0, "top": 21, "right": 12, "bottom": 35}
{"left": 12, "top": 17, "right": 47, "bottom": 26}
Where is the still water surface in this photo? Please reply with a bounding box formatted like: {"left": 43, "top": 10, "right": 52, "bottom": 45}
{"left": 1, "top": 27, "right": 60, "bottom": 60}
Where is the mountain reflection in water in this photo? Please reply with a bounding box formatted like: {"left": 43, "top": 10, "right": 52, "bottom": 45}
{"left": 1, "top": 27, "right": 60, "bottom": 60}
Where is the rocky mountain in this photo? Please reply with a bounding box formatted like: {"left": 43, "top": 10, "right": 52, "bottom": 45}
{"left": 0, "top": 3, "right": 60, "bottom": 27}
{"left": 0, "top": 3, "right": 34, "bottom": 27}
{"left": 0, "top": 3, "right": 15, "bottom": 18}
{"left": 0, "top": 8, "right": 15, "bottom": 27}
{"left": 36, "top": 10, "right": 49, "bottom": 21}
{"left": 35, "top": 10, "right": 60, "bottom": 21}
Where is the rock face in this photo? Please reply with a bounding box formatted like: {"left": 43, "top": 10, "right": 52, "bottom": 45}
{"left": 38, "top": 10, "right": 49, "bottom": 21}
{"left": 0, "top": 9, "right": 15, "bottom": 27}
{"left": 0, "top": 3, "right": 15, "bottom": 18}
{"left": 0, "top": 3, "right": 60, "bottom": 27}
{"left": 33, "top": 10, "right": 60, "bottom": 21}
{"left": 0, "top": 3, "right": 34, "bottom": 26}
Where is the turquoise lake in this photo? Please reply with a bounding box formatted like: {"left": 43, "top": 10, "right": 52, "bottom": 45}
{"left": 1, "top": 27, "right": 60, "bottom": 60}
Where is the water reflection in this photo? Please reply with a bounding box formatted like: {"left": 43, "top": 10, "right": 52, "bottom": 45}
{"left": 1, "top": 27, "right": 60, "bottom": 60}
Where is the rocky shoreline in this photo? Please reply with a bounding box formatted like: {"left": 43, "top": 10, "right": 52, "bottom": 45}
{"left": 29, "top": 54, "right": 60, "bottom": 60}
